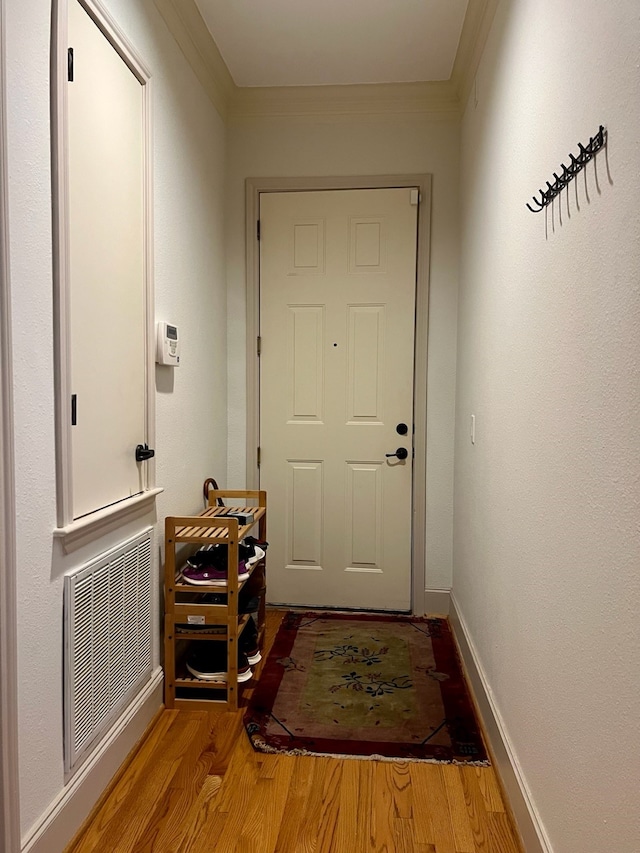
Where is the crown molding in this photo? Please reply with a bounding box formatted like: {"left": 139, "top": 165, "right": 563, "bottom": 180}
{"left": 155, "top": 0, "right": 499, "bottom": 121}
{"left": 451, "top": 0, "right": 500, "bottom": 108}
{"left": 153, "top": 0, "right": 235, "bottom": 119}
{"left": 230, "top": 80, "right": 460, "bottom": 120}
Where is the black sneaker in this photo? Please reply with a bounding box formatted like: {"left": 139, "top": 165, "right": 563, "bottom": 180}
{"left": 239, "top": 593, "right": 261, "bottom": 615}
{"left": 239, "top": 541, "right": 255, "bottom": 564}
{"left": 186, "top": 545, "right": 225, "bottom": 570}
{"left": 185, "top": 642, "right": 252, "bottom": 683}
{"left": 239, "top": 540, "right": 266, "bottom": 569}
{"left": 239, "top": 620, "right": 261, "bottom": 665}
{"left": 182, "top": 591, "right": 261, "bottom": 614}
{"left": 243, "top": 536, "right": 269, "bottom": 552}
{"left": 197, "top": 592, "right": 226, "bottom": 605}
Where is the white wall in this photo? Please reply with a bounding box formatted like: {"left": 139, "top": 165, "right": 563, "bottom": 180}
{"left": 5, "top": 0, "right": 227, "bottom": 839}
{"left": 454, "top": 1, "right": 640, "bottom": 851}
{"left": 226, "top": 113, "right": 460, "bottom": 593}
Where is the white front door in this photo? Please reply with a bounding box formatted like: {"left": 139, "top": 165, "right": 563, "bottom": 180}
{"left": 68, "top": 0, "right": 146, "bottom": 520}
{"left": 260, "top": 188, "right": 418, "bottom": 611}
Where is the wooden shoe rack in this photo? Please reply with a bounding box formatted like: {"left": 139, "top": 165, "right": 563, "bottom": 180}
{"left": 163, "top": 489, "right": 267, "bottom": 711}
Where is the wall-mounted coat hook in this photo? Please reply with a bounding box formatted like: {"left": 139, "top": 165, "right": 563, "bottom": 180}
{"left": 526, "top": 125, "right": 607, "bottom": 212}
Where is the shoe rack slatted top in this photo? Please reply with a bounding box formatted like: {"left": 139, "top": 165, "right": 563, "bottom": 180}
{"left": 173, "top": 504, "right": 266, "bottom": 542}
{"left": 164, "top": 489, "right": 267, "bottom": 711}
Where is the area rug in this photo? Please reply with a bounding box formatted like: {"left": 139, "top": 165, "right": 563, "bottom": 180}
{"left": 244, "top": 611, "right": 488, "bottom": 764}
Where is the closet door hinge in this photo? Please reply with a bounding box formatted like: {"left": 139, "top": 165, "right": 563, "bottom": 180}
{"left": 68, "top": 47, "right": 74, "bottom": 82}
{"left": 257, "top": 335, "right": 261, "bottom": 357}
{"left": 256, "top": 220, "right": 260, "bottom": 241}
{"left": 257, "top": 446, "right": 261, "bottom": 467}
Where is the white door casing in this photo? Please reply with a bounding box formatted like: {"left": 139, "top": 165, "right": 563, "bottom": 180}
{"left": 260, "top": 188, "right": 419, "bottom": 611}
{"left": 0, "top": 0, "right": 20, "bottom": 844}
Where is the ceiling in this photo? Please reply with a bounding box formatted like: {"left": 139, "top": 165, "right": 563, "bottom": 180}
{"left": 194, "top": 0, "right": 470, "bottom": 88}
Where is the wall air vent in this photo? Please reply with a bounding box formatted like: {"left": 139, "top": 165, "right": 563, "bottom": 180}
{"left": 64, "top": 528, "right": 153, "bottom": 774}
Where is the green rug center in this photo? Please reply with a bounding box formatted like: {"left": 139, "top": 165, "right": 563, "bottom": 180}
{"left": 301, "top": 624, "right": 417, "bottom": 729}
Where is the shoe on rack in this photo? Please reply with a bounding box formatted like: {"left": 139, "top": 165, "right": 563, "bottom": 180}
{"left": 239, "top": 541, "right": 266, "bottom": 568}
{"left": 196, "top": 592, "right": 226, "bottom": 605}
{"left": 239, "top": 593, "right": 261, "bottom": 615}
{"left": 184, "top": 591, "right": 262, "bottom": 614}
{"left": 243, "top": 536, "right": 269, "bottom": 553}
{"left": 246, "top": 545, "right": 265, "bottom": 568}
{"left": 186, "top": 545, "right": 224, "bottom": 570}
{"left": 239, "top": 541, "right": 253, "bottom": 565}
{"left": 182, "top": 561, "right": 249, "bottom": 586}
{"left": 188, "top": 544, "right": 251, "bottom": 570}
{"left": 182, "top": 544, "right": 249, "bottom": 586}
{"left": 239, "top": 619, "right": 261, "bottom": 665}
{"left": 185, "top": 641, "right": 253, "bottom": 683}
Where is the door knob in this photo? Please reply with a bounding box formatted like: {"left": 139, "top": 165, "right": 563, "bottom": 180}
{"left": 135, "top": 443, "right": 155, "bottom": 462}
{"left": 386, "top": 447, "right": 408, "bottom": 460}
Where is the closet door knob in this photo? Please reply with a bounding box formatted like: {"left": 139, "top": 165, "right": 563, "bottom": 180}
{"left": 135, "top": 443, "right": 155, "bottom": 462}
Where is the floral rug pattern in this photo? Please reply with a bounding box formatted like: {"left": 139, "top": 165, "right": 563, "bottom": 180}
{"left": 244, "top": 612, "right": 488, "bottom": 763}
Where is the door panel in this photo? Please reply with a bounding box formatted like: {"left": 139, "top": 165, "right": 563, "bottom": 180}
{"left": 289, "top": 306, "right": 324, "bottom": 421}
{"left": 260, "top": 188, "right": 418, "bottom": 610}
{"left": 347, "top": 305, "right": 384, "bottom": 421}
{"left": 68, "top": 0, "right": 146, "bottom": 519}
{"left": 346, "top": 462, "right": 383, "bottom": 569}
{"left": 287, "top": 461, "right": 324, "bottom": 567}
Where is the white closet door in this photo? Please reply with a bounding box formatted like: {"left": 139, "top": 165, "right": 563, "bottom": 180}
{"left": 68, "top": 0, "right": 146, "bottom": 520}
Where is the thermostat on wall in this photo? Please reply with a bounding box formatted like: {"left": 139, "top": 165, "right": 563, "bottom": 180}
{"left": 156, "top": 322, "right": 180, "bottom": 366}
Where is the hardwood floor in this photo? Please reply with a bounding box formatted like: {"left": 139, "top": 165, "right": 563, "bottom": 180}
{"left": 66, "top": 612, "right": 523, "bottom": 853}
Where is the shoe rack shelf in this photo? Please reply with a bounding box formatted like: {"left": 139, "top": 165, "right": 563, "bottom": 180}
{"left": 163, "top": 489, "right": 267, "bottom": 711}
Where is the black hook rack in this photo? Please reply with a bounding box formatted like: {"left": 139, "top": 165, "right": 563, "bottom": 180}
{"left": 526, "top": 125, "right": 607, "bottom": 213}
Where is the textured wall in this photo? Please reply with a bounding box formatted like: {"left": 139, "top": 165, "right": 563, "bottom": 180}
{"left": 6, "top": 0, "right": 227, "bottom": 835}
{"left": 225, "top": 113, "right": 460, "bottom": 592}
{"left": 454, "top": 1, "right": 640, "bottom": 851}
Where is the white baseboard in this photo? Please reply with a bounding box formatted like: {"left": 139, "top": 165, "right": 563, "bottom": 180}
{"left": 424, "top": 588, "right": 451, "bottom": 615}
{"left": 21, "top": 668, "right": 164, "bottom": 853}
{"left": 449, "top": 594, "right": 552, "bottom": 853}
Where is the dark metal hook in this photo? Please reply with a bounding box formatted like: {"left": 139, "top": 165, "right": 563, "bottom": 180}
{"left": 569, "top": 153, "right": 581, "bottom": 174}
{"left": 578, "top": 142, "right": 591, "bottom": 163}
{"left": 527, "top": 125, "right": 607, "bottom": 212}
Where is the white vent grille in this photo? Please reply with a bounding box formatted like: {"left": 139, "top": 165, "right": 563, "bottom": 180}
{"left": 64, "top": 529, "right": 153, "bottom": 773}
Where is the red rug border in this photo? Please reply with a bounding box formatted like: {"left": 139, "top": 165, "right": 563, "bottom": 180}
{"left": 244, "top": 611, "right": 489, "bottom": 764}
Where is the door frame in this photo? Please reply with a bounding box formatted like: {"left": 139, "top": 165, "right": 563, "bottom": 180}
{"left": 245, "top": 175, "right": 432, "bottom": 615}
{"left": 51, "top": 0, "right": 158, "bottom": 552}
{"left": 0, "top": 0, "right": 21, "bottom": 846}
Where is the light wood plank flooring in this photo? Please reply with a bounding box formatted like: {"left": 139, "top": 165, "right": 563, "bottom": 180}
{"left": 66, "top": 612, "right": 523, "bottom": 853}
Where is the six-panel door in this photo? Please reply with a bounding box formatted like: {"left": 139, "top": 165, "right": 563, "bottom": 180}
{"left": 260, "top": 188, "right": 418, "bottom": 611}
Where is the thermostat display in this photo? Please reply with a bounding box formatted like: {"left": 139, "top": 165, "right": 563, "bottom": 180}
{"left": 156, "top": 321, "right": 180, "bottom": 366}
